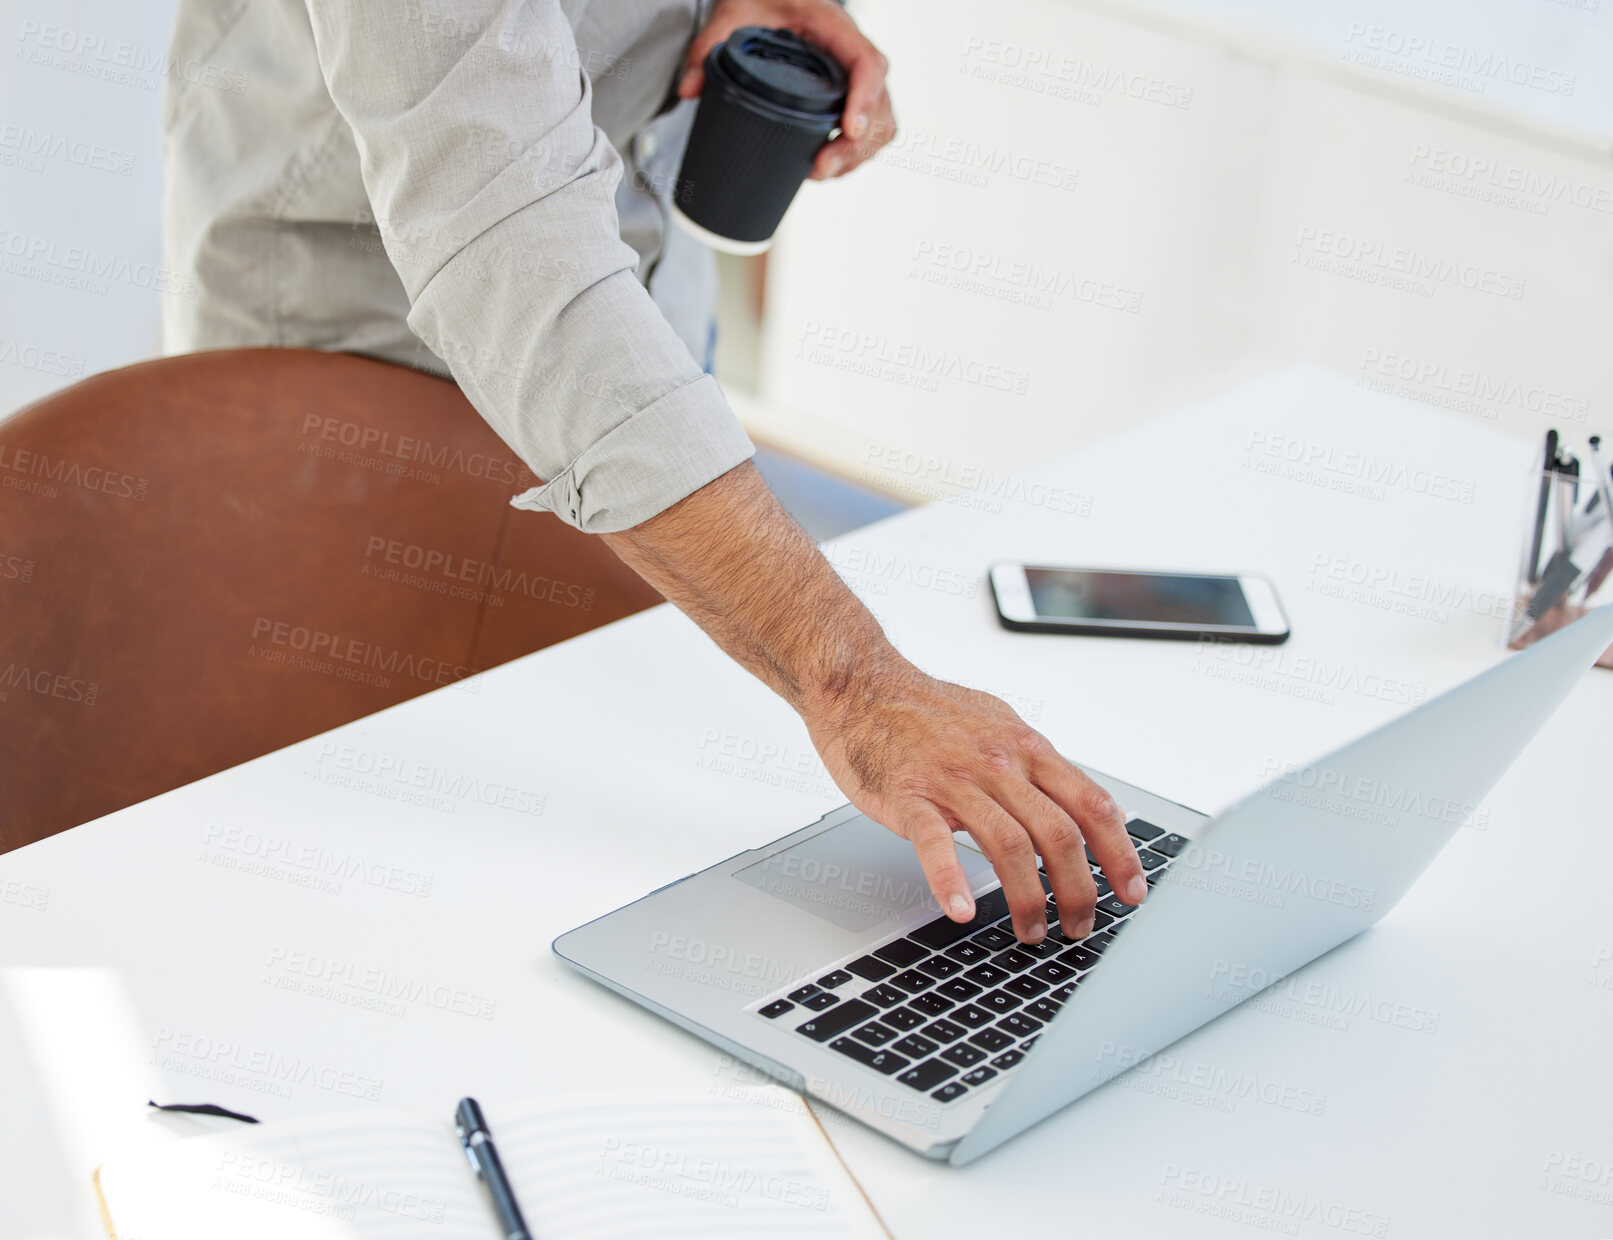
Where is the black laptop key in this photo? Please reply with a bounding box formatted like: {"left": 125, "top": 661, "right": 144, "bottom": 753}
{"left": 961, "top": 1066, "right": 998, "bottom": 1086}
{"left": 759, "top": 999, "right": 794, "bottom": 1019}
{"left": 874, "top": 939, "right": 929, "bottom": 968}
{"left": 972, "top": 926, "right": 1015, "bottom": 952}
{"left": 882, "top": 1006, "right": 927, "bottom": 1031}
{"left": 796, "top": 999, "right": 876, "bottom": 1042}
{"left": 1095, "top": 895, "right": 1133, "bottom": 918}
{"left": 952, "top": 1003, "right": 994, "bottom": 1029}
{"left": 1004, "top": 975, "right": 1048, "bottom": 1000}
{"left": 788, "top": 985, "right": 822, "bottom": 1003}
{"left": 924, "top": 1018, "right": 966, "bottom": 1043}
{"left": 846, "top": 955, "right": 896, "bottom": 983}
{"left": 1020, "top": 1035, "right": 1040, "bottom": 1051}
{"left": 941, "top": 1041, "right": 986, "bottom": 1067}
{"left": 945, "top": 940, "right": 991, "bottom": 964}
{"left": 896, "top": 1059, "right": 957, "bottom": 1092}
{"left": 817, "top": 969, "right": 854, "bottom": 989}
{"left": 963, "top": 962, "right": 1010, "bottom": 988}
{"left": 830, "top": 1037, "right": 909, "bottom": 1075}
{"left": 865, "top": 984, "right": 907, "bottom": 1008}
{"left": 907, "top": 915, "right": 977, "bottom": 951}
{"left": 1084, "top": 931, "right": 1116, "bottom": 956}
{"left": 1058, "top": 944, "right": 1100, "bottom": 971}
{"left": 1018, "top": 937, "right": 1061, "bottom": 959}
{"left": 1029, "top": 960, "right": 1076, "bottom": 984}
{"left": 1126, "top": 818, "right": 1165, "bottom": 843}
{"left": 1146, "top": 869, "right": 1165, "bottom": 886}
{"left": 936, "top": 977, "right": 983, "bottom": 1002}
{"left": 1026, "top": 998, "right": 1061, "bottom": 1023}
{"left": 917, "top": 954, "right": 964, "bottom": 978}
{"left": 978, "top": 989, "right": 1022, "bottom": 1015}
{"left": 853, "top": 1021, "right": 898, "bottom": 1046}
{"left": 1134, "top": 848, "right": 1168, "bottom": 872}
{"left": 1050, "top": 982, "right": 1078, "bottom": 1001}
{"left": 931, "top": 1081, "right": 969, "bottom": 1104}
{"left": 893, "top": 1034, "right": 938, "bottom": 1058}
{"left": 891, "top": 969, "right": 935, "bottom": 992}
{"left": 974, "top": 888, "right": 1010, "bottom": 923}
{"left": 1092, "top": 876, "right": 1113, "bottom": 900}
{"left": 993, "top": 949, "right": 1035, "bottom": 973}
{"left": 1000, "top": 1012, "right": 1042, "bottom": 1038}
{"left": 991, "top": 1049, "right": 1025, "bottom": 1071}
{"left": 1092, "top": 909, "right": 1117, "bottom": 931}
{"left": 968, "top": 1026, "right": 1015, "bottom": 1052}
{"left": 1150, "top": 832, "right": 1189, "bottom": 858}
{"left": 906, "top": 991, "right": 954, "bottom": 1017}
{"left": 801, "top": 991, "right": 840, "bottom": 1010}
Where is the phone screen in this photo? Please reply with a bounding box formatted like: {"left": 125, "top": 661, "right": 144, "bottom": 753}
{"left": 1024, "top": 569, "right": 1256, "bottom": 628}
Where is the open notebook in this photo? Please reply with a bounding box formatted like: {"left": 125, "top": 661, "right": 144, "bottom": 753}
{"left": 94, "top": 1087, "right": 890, "bottom": 1239}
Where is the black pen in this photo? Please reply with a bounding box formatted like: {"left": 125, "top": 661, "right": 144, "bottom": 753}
{"left": 1558, "top": 456, "right": 1579, "bottom": 554}
{"left": 1528, "top": 429, "right": 1558, "bottom": 583}
{"left": 456, "top": 1097, "right": 533, "bottom": 1240}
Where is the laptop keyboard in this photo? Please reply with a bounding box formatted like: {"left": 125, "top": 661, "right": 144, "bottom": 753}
{"left": 753, "top": 819, "right": 1186, "bottom": 1106}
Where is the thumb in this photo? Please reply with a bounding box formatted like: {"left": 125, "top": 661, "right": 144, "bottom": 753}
{"left": 679, "top": 24, "right": 729, "bottom": 98}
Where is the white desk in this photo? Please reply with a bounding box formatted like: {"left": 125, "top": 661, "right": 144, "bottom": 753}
{"left": 5, "top": 368, "right": 1611, "bottom": 1239}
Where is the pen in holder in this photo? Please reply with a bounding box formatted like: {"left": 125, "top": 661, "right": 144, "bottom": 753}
{"left": 1507, "top": 429, "right": 1613, "bottom": 668}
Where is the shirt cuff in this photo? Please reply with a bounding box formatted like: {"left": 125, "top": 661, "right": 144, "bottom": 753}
{"left": 510, "top": 373, "right": 755, "bottom": 532}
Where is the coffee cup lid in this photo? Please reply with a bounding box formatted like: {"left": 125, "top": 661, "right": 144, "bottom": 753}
{"left": 713, "top": 27, "right": 847, "bottom": 117}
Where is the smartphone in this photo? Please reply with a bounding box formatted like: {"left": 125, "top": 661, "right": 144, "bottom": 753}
{"left": 989, "top": 563, "right": 1291, "bottom": 643}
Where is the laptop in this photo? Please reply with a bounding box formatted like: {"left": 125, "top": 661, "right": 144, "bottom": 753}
{"left": 554, "top": 605, "right": 1613, "bottom": 1165}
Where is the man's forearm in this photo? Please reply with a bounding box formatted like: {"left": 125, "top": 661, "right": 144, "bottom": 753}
{"left": 600, "top": 460, "right": 1145, "bottom": 946}
{"left": 599, "top": 461, "right": 897, "bottom": 722}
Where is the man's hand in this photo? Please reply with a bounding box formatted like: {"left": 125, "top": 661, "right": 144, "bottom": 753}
{"left": 601, "top": 463, "right": 1145, "bottom": 946}
{"left": 801, "top": 662, "right": 1146, "bottom": 945}
{"left": 676, "top": 0, "right": 896, "bottom": 180}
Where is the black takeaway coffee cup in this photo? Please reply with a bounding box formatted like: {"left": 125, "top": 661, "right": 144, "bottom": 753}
{"left": 672, "top": 27, "right": 848, "bottom": 254}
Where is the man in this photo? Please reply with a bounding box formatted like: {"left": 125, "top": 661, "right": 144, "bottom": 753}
{"left": 162, "top": 0, "right": 1146, "bottom": 945}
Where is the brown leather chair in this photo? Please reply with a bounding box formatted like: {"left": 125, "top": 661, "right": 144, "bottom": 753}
{"left": 0, "top": 348, "right": 663, "bottom": 852}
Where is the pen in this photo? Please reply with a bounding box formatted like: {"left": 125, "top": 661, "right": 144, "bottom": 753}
{"left": 1556, "top": 455, "right": 1578, "bottom": 554}
{"left": 1587, "top": 437, "right": 1613, "bottom": 525}
{"left": 1528, "top": 429, "right": 1557, "bottom": 583}
{"left": 1580, "top": 437, "right": 1613, "bottom": 600}
{"left": 456, "top": 1097, "right": 533, "bottom": 1240}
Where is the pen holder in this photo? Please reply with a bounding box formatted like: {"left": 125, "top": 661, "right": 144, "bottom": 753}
{"left": 1507, "top": 430, "right": 1613, "bottom": 668}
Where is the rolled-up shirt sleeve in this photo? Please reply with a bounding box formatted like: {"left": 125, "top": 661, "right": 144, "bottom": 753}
{"left": 300, "top": 0, "right": 754, "bottom": 532}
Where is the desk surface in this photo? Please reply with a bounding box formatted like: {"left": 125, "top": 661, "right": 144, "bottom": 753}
{"left": 5, "top": 368, "right": 1611, "bottom": 1239}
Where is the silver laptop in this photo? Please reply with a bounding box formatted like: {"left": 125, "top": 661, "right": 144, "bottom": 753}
{"left": 555, "top": 606, "right": 1612, "bottom": 1165}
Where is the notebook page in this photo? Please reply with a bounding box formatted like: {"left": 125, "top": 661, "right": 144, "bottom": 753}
{"left": 490, "top": 1086, "right": 889, "bottom": 1239}
{"left": 95, "top": 1109, "right": 494, "bottom": 1239}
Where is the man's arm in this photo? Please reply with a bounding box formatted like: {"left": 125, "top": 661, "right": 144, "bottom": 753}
{"left": 301, "top": 0, "right": 755, "bottom": 533}
{"left": 603, "top": 462, "right": 1147, "bottom": 945}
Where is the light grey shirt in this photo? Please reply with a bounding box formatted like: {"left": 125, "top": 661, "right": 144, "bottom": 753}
{"left": 162, "top": 0, "right": 755, "bottom": 532}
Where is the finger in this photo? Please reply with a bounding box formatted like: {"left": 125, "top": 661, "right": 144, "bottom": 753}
{"left": 809, "top": 102, "right": 893, "bottom": 179}
{"left": 1035, "top": 755, "right": 1146, "bottom": 905}
{"left": 952, "top": 789, "right": 1049, "bottom": 944}
{"left": 793, "top": 15, "right": 888, "bottom": 140}
{"left": 678, "top": 18, "right": 734, "bottom": 98}
{"left": 897, "top": 803, "right": 977, "bottom": 922}
{"left": 989, "top": 778, "right": 1098, "bottom": 938}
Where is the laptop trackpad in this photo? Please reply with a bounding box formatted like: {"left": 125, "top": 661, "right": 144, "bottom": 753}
{"left": 733, "top": 815, "right": 995, "bottom": 934}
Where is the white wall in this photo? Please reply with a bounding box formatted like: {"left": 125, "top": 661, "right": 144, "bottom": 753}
{"left": 754, "top": 0, "right": 1613, "bottom": 501}
{"left": 0, "top": 0, "right": 177, "bottom": 415}
{"left": 6, "top": 0, "right": 1611, "bottom": 493}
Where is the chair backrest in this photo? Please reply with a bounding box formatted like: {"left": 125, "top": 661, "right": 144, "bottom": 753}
{"left": 0, "top": 348, "right": 663, "bottom": 852}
